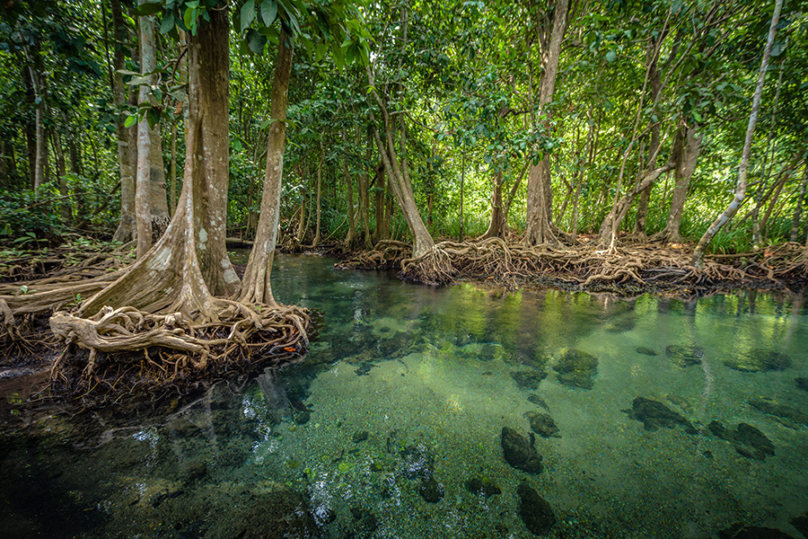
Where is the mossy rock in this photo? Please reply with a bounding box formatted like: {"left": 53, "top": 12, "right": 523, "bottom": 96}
{"left": 665, "top": 344, "right": 703, "bottom": 367}
{"left": 723, "top": 349, "right": 791, "bottom": 373}
{"left": 511, "top": 370, "right": 548, "bottom": 390}
{"left": 553, "top": 349, "right": 598, "bottom": 390}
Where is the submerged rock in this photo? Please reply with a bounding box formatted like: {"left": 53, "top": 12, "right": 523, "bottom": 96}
{"left": 524, "top": 411, "right": 560, "bottom": 438}
{"left": 719, "top": 523, "right": 795, "bottom": 539}
{"left": 796, "top": 378, "right": 808, "bottom": 392}
{"left": 666, "top": 344, "right": 703, "bottom": 367}
{"left": 723, "top": 349, "right": 791, "bottom": 373}
{"left": 419, "top": 476, "right": 444, "bottom": 503}
{"left": 501, "top": 427, "right": 543, "bottom": 474}
{"left": 635, "top": 346, "right": 658, "bottom": 356}
{"left": 356, "top": 363, "right": 373, "bottom": 376}
{"left": 708, "top": 421, "right": 775, "bottom": 461}
{"left": 465, "top": 477, "right": 501, "bottom": 497}
{"left": 517, "top": 483, "right": 556, "bottom": 536}
{"left": 747, "top": 397, "right": 808, "bottom": 429}
{"left": 349, "top": 506, "right": 379, "bottom": 536}
{"left": 624, "top": 397, "right": 697, "bottom": 434}
{"left": 553, "top": 349, "right": 598, "bottom": 390}
{"left": 399, "top": 445, "right": 434, "bottom": 479}
{"left": 527, "top": 393, "right": 550, "bottom": 410}
{"left": 511, "top": 370, "right": 548, "bottom": 390}
{"left": 240, "top": 488, "right": 319, "bottom": 539}
{"left": 352, "top": 430, "right": 369, "bottom": 443}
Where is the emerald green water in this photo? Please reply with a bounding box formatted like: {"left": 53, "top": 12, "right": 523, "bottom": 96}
{"left": 2, "top": 253, "right": 807, "bottom": 538}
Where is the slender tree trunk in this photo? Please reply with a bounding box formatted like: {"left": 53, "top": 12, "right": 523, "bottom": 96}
{"left": 523, "top": 0, "right": 570, "bottom": 246}
{"left": 693, "top": 0, "right": 782, "bottom": 268}
{"left": 135, "top": 2, "right": 157, "bottom": 258}
{"left": 170, "top": 121, "right": 177, "bottom": 216}
{"left": 752, "top": 57, "right": 785, "bottom": 249}
{"left": 655, "top": 124, "right": 702, "bottom": 243}
{"left": 356, "top": 128, "right": 372, "bottom": 247}
{"left": 372, "top": 162, "right": 385, "bottom": 242}
{"left": 342, "top": 128, "right": 357, "bottom": 250}
{"left": 459, "top": 140, "right": 465, "bottom": 241}
{"left": 312, "top": 139, "right": 324, "bottom": 248}
{"left": 111, "top": 0, "right": 136, "bottom": 243}
{"left": 759, "top": 163, "right": 791, "bottom": 238}
{"left": 239, "top": 27, "right": 294, "bottom": 305}
{"left": 598, "top": 163, "right": 675, "bottom": 243}
{"left": 26, "top": 63, "right": 46, "bottom": 194}
{"left": 52, "top": 131, "right": 71, "bottom": 225}
{"left": 148, "top": 125, "right": 170, "bottom": 238}
{"left": 481, "top": 171, "right": 503, "bottom": 239}
{"left": 790, "top": 165, "right": 808, "bottom": 242}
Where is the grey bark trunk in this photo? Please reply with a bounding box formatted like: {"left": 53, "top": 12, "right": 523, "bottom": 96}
{"left": 790, "top": 165, "right": 808, "bottom": 242}
{"left": 135, "top": 1, "right": 157, "bottom": 258}
{"left": 693, "top": 0, "right": 782, "bottom": 268}
{"left": 111, "top": 0, "right": 136, "bottom": 243}
{"left": 239, "top": 28, "right": 294, "bottom": 305}
{"left": 524, "top": 0, "right": 570, "bottom": 246}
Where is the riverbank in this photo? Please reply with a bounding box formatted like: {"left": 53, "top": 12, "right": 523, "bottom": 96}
{"left": 332, "top": 237, "right": 808, "bottom": 295}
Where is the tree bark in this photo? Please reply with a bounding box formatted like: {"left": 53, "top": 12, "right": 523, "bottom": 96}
{"left": 481, "top": 171, "right": 503, "bottom": 239}
{"left": 598, "top": 162, "right": 675, "bottom": 244}
{"left": 790, "top": 165, "right": 808, "bottom": 242}
{"left": 341, "top": 127, "right": 357, "bottom": 250}
{"left": 523, "top": 0, "right": 570, "bottom": 246}
{"left": 111, "top": 0, "right": 137, "bottom": 243}
{"left": 135, "top": 2, "right": 158, "bottom": 258}
{"left": 654, "top": 124, "right": 702, "bottom": 243}
{"left": 239, "top": 27, "right": 294, "bottom": 306}
{"left": 82, "top": 6, "right": 238, "bottom": 317}
{"left": 693, "top": 0, "right": 782, "bottom": 268}
{"left": 312, "top": 139, "right": 324, "bottom": 248}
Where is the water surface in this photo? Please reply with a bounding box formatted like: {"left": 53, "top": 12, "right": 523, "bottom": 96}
{"left": 2, "top": 253, "right": 807, "bottom": 538}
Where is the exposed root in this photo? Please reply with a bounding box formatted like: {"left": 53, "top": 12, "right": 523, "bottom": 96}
{"left": 47, "top": 302, "right": 310, "bottom": 407}
{"left": 340, "top": 238, "right": 807, "bottom": 291}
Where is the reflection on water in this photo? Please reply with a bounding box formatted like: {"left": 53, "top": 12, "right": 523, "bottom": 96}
{"left": 2, "top": 252, "right": 808, "bottom": 538}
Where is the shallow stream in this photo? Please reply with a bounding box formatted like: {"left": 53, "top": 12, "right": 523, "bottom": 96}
{"left": 2, "top": 253, "right": 807, "bottom": 538}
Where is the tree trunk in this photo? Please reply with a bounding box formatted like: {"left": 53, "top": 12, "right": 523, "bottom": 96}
{"left": 170, "top": 121, "right": 177, "bottom": 216}
{"left": 312, "top": 139, "right": 324, "bottom": 248}
{"left": 752, "top": 57, "right": 785, "bottom": 249}
{"left": 356, "top": 128, "right": 372, "bottom": 247}
{"left": 759, "top": 164, "right": 791, "bottom": 238}
{"left": 523, "top": 0, "right": 570, "bottom": 246}
{"left": 52, "top": 131, "right": 71, "bottom": 225}
{"left": 27, "top": 64, "right": 46, "bottom": 194}
{"left": 693, "top": 0, "right": 782, "bottom": 268}
{"left": 481, "top": 171, "right": 503, "bottom": 239}
{"left": 82, "top": 6, "right": 238, "bottom": 317}
{"left": 239, "top": 27, "right": 294, "bottom": 306}
{"left": 341, "top": 128, "right": 357, "bottom": 250}
{"left": 655, "top": 124, "right": 702, "bottom": 243}
{"left": 790, "top": 165, "right": 808, "bottom": 242}
{"left": 598, "top": 163, "right": 675, "bottom": 244}
{"left": 372, "top": 162, "right": 385, "bottom": 242}
{"left": 149, "top": 125, "right": 170, "bottom": 238}
{"left": 111, "top": 0, "right": 136, "bottom": 243}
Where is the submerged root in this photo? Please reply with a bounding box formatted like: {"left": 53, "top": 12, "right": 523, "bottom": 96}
{"left": 48, "top": 301, "right": 310, "bottom": 407}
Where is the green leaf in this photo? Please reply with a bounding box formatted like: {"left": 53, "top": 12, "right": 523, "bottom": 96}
{"left": 135, "top": 2, "right": 162, "bottom": 16}
{"left": 124, "top": 114, "right": 138, "bottom": 128}
{"left": 605, "top": 50, "right": 616, "bottom": 63}
{"left": 260, "top": 0, "right": 278, "bottom": 26}
{"left": 240, "top": 0, "right": 255, "bottom": 32}
{"left": 160, "top": 12, "right": 175, "bottom": 34}
{"left": 246, "top": 28, "right": 266, "bottom": 55}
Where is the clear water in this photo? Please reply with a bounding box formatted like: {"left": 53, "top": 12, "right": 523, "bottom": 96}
{"left": 2, "top": 253, "right": 807, "bottom": 538}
